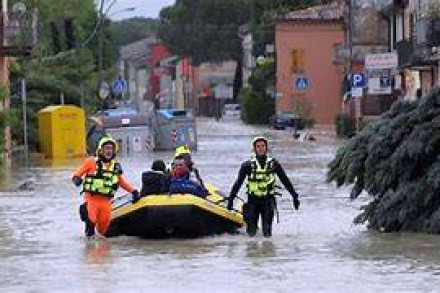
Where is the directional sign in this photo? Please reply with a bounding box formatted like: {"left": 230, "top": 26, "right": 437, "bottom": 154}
{"left": 112, "top": 78, "right": 128, "bottom": 95}
{"left": 99, "top": 81, "right": 110, "bottom": 100}
{"left": 368, "top": 78, "right": 392, "bottom": 95}
{"left": 351, "top": 87, "right": 363, "bottom": 97}
{"left": 365, "top": 53, "right": 398, "bottom": 69}
{"left": 295, "top": 77, "right": 309, "bottom": 91}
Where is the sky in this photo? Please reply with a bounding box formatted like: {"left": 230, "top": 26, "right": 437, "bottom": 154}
{"left": 110, "top": 0, "right": 175, "bottom": 20}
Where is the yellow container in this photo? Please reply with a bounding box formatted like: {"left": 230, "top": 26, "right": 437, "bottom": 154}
{"left": 37, "top": 105, "right": 86, "bottom": 159}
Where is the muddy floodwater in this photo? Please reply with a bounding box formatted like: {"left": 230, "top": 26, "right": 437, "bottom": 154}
{"left": 1, "top": 118, "right": 440, "bottom": 292}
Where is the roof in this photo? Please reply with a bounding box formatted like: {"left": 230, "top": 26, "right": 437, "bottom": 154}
{"left": 119, "top": 36, "right": 157, "bottom": 64}
{"left": 380, "top": 0, "right": 407, "bottom": 16}
{"left": 277, "top": 2, "right": 345, "bottom": 22}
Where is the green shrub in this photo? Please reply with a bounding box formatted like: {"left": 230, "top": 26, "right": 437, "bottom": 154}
{"left": 239, "top": 87, "right": 275, "bottom": 124}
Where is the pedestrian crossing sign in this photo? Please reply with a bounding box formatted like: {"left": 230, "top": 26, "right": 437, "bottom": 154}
{"left": 295, "top": 77, "right": 309, "bottom": 90}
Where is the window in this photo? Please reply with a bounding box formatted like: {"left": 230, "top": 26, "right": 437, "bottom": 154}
{"left": 290, "top": 48, "right": 305, "bottom": 73}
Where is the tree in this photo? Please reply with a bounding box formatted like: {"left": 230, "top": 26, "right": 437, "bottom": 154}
{"left": 10, "top": 0, "right": 106, "bottom": 150}
{"left": 327, "top": 88, "right": 440, "bottom": 233}
{"left": 158, "top": 0, "right": 250, "bottom": 65}
{"left": 249, "top": 0, "right": 333, "bottom": 55}
{"left": 111, "top": 17, "right": 158, "bottom": 48}
{"left": 239, "top": 58, "right": 275, "bottom": 124}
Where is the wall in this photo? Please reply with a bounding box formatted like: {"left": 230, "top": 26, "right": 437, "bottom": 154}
{"left": 276, "top": 21, "right": 345, "bottom": 125}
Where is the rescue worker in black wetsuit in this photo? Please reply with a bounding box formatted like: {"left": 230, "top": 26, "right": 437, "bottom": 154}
{"left": 227, "top": 136, "right": 300, "bottom": 237}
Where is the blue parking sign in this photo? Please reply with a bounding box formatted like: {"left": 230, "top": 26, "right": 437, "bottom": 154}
{"left": 351, "top": 73, "right": 366, "bottom": 88}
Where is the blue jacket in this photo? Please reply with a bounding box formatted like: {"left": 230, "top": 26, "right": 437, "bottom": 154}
{"left": 169, "top": 178, "right": 208, "bottom": 197}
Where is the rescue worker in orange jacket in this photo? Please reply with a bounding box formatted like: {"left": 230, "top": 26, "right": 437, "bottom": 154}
{"left": 71, "top": 136, "right": 140, "bottom": 237}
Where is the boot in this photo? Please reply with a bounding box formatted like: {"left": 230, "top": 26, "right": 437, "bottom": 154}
{"left": 79, "top": 203, "right": 88, "bottom": 222}
{"left": 85, "top": 220, "right": 95, "bottom": 237}
{"left": 79, "top": 203, "right": 95, "bottom": 237}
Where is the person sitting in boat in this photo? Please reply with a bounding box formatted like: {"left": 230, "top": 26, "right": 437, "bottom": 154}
{"left": 174, "top": 145, "right": 205, "bottom": 187}
{"left": 141, "top": 159, "right": 171, "bottom": 196}
{"left": 169, "top": 155, "right": 208, "bottom": 197}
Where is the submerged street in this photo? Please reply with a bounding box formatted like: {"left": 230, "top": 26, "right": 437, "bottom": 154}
{"left": 1, "top": 118, "right": 440, "bottom": 292}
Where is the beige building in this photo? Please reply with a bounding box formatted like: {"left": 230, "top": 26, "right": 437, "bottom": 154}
{"left": 382, "top": 0, "right": 440, "bottom": 100}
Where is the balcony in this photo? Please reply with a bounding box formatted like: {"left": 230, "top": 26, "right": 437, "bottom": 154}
{"left": 414, "top": 17, "right": 440, "bottom": 48}
{"left": 0, "top": 11, "right": 39, "bottom": 56}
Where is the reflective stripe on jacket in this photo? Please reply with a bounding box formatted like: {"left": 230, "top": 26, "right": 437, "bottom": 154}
{"left": 82, "top": 159, "right": 120, "bottom": 198}
{"left": 246, "top": 156, "right": 276, "bottom": 197}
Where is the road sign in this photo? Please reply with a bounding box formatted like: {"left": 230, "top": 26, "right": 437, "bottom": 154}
{"left": 380, "top": 77, "right": 392, "bottom": 87}
{"left": 351, "top": 87, "right": 363, "bottom": 97}
{"left": 368, "top": 78, "right": 392, "bottom": 95}
{"left": 112, "top": 78, "right": 128, "bottom": 95}
{"left": 295, "top": 77, "right": 309, "bottom": 90}
{"left": 99, "top": 81, "right": 110, "bottom": 99}
{"left": 365, "top": 53, "right": 398, "bottom": 69}
{"left": 351, "top": 73, "right": 366, "bottom": 88}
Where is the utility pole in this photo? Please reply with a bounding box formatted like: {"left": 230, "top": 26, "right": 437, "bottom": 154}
{"left": 21, "top": 79, "right": 28, "bottom": 170}
{"left": 1, "top": 0, "right": 11, "bottom": 167}
{"left": 97, "top": 2, "right": 105, "bottom": 110}
{"left": 348, "top": 0, "right": 353, "bottom": 75}
{"left": 348, "top": 0, "right": 361, "bottom": 132}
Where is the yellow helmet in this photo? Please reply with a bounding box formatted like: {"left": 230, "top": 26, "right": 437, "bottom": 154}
{"left": 97, "top": 136, "right": 119, "bottom": 154}
{"left": 174, "top": 145, "right": 191, "bottom": 158}
{"left": 251, "top": 136, "right": 268, "bottom": 149}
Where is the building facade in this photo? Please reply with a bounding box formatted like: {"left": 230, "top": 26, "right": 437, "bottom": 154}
{"left": 383, "top": 0, "right": 440, "bottom": 100}
{"left": 275, "top": 2, "right": 346, "bottom": 125}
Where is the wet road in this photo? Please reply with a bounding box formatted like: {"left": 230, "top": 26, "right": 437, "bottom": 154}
{"left": 1, "top": 118, "right": 440, "bottom": 292}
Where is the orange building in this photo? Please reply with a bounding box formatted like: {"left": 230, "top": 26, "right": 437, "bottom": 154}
{"left": 275, "top": 2, "right": 345, "bottom": 125}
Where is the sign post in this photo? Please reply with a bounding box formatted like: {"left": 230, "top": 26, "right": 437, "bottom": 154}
{"left": 99, "top": 81, "right": 110, "bottom": 100}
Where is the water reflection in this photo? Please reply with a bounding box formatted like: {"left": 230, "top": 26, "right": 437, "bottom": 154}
{"left": 246, "top": 240, "right": 277, "bottom": 259}
{"left": 83, "top": 238, "right": 112, "bottom": 265}
{"left": 338, "top": 231, "right": 440, "bottom": 269}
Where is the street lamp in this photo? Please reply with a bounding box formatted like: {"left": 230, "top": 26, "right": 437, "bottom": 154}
{"left": 108, "top": 7, "right": 135, "bottom": 18}
{"left": 97, "top": 6, "right": 136, "bottom": 107}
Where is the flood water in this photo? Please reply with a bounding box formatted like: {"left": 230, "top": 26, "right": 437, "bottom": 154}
{"left": 1, "top": 118, "right": 440, "bottom": 292}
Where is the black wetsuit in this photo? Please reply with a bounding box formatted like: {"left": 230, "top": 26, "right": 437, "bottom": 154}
{"left": 229, "top": 155, "right": 299, "bottom": 237}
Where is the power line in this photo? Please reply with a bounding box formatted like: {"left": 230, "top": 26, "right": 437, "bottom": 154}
{"left": 40, "top": 0, "right": 110, "bottom": 62}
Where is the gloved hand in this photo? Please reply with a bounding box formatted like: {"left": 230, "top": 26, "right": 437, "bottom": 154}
{"left": 72, "top": 176, "right": 83, "bottom": 187}
{"left": 293, "top": 197, "right": 300, "bottom": 210}
{"left": 131, "top": 190, "right": 141, "bottom": 204}
{"left": 227, "top": 197, "right": 234, "bottom": 211}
